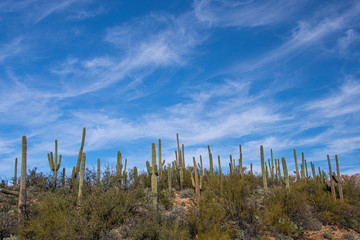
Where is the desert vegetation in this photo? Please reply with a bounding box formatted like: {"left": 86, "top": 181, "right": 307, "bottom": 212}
{"left": 0, "top": 128, "right": 359, "bottom": 239}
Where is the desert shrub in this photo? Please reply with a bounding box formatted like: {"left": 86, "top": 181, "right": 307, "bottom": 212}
{"left": 26, "top": 167, "right": 51, "bottom": 192}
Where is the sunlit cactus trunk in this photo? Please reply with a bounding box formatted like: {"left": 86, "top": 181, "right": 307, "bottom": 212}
{"left": 18, "top": 136, "right": 27, "bottom": 222}
{"left": 293, "top": 149, "right": 300, "bottom": 180}
{"left": 260, "top": 145, "right": 267, "bottom": 192}
{"left": 13, "top": 158, "right": 17, "bottom": 187}
{"left": 208, "top": 145, "right": 214, "bottom": 176}
{"left": 48, "top": 139, "right": 62, "bottom": 189}
{"left": 78, "top": 152, "right": 86, "bottom": 207}
{"left": 73, "top": 127, "right": 86, "bottom": 180}
{"left": 146, "top": 143, "right": 158, "bottom": 210}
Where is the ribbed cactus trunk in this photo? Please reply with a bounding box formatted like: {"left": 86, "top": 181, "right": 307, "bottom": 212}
{"left": 239, "top": 144, "right": 243, "bottom": 176}
{"left": 133, "top": 167, "right": 138, "bottom": 185}
{"left": 275, "top": 158, "right": 278, "bottom": 180}
{"left": 18, "top": 136, "right": 27, "bottom": 222}
{"left": 282, "top": 157, "right": 290, "bottom": 191}
{"left": 301, "top": 152, "right": 305, "bottom": 180}
{"left": 78, "top": 152, "right": 86, "bottom": 207}
{"left": 311, "top": 162, "right": 316, "bottom": 180}
{"left": 150, "top": 143, "right": 158, "bottom": 209}
{"left": 218, "top": 155, "right": 223, "bottom": 195}
{"left": 260, "top": 145, "right": 267, "bottom": 192}
{"left": 208, "top": 145, "right": 214, "bottom": 177}
{"left": 48, "top": 140, "right": 62, "bottom": 189}
{"left": 14, "top": 158, "right": 17, "bottom": 187}
{"left": 61, "top": 168, "right": 65, "bottom": 188}
{"left": 250, "top": 163, "right": 253, "bottom": 176}
{"left": 176, "top": 134, "right": 184, "bottom": 188}
{"left": 335, "top": 155, "right": 344, "bottom": 201}
{"left": 327, "top": 155, "right": 336, "bottom": 200}
{"left": 116, "top": 151, "right": 123, "bottom": 189}
{"left": 168, "top": 166, "right": 172, "bottom": 196}
{"left": 293, "top": 149, "right": 300, "bottom": 180}
{"left": 97, "top": 158, "right": 101, "bottom": 188}
{"left": 74, "top": 128, "right": 86, "bottom": 180}
{"left": 123, "top": 158, "right": 127, "bottom": 188}
{"left": 271, "top": 149, "right": 274, "bottom": 181}
{"left": 158, "top": 139, "right": 165, "bottom": 178}
{"left": 191, "top": 157, "right": 201, "bottom": 202}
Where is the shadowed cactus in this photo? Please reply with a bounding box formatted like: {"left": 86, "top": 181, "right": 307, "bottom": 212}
{"left": 335, "top": 155, "right": 344, "bottom": 201}
{"left": 327, "top": 155, "right": 336, "bottom": 200}
{"left": 48, "top": 139, "right": 62, "bottom": 189}
{"left": 61, "top": 168, "right": 65, "bottom": 188}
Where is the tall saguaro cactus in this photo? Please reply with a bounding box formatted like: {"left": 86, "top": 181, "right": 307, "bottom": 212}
{"left": 191, "top": 157, "right": 202, "bottom": 202}
{"left": 116, "top": 151, "right": 123, "bottom": 189}
{"left": 260, "top": 145, "right": 267, "bottom": 192}
{"left": 281, "top": 157, "right": 290, "bottom": 191}
{"left": 293, "top": 149, "right": 300, "bottom": 180}
{"left": 158, "top": 139, "right": 165, "bottom": 177}
{"left": 48, "top": 140, "right": 62, "bottom": 189}
{"left": 18, "top": 136, "right": 27, "bottom": 222}
{"left": 208, "top": 145, "right": 214, "bottom": 176}
{"left": 168, "top": 165, "right": 172, "bottom": 196}
{"left": 73, "top": 127, "right": 86, "bottom": 180}
{"left": 78, "top": 152, "right": 86, "bottom": 207}
{"left": 335, "top": 155, "right": 344, "bottom": 201}
{"left": 146, "top": 143, "right": 158, "bottom": 209}
{"left": 97, "top": 158, "right": 101, "bottom": 188}
{"left": 327, "top": 155, "right": 336, "bottom": 200}
{"left": 239, "top": 144, "right": 243, "bottom": 176}
{"left": 13, "top": 158, "right": 17, "bottom": 187}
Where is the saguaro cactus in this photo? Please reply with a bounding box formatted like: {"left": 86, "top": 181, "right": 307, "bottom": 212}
{"left": 260, "top": 145, "right": 267, "bottom": 192}
{"left": 158, "top": 139, "right": 165, "bottom": 177}
{"left": 191, "top": 157, "right": 202, "bottom": 202}
{"left": 146, "top": 143, "right": 158, "bottom": 209}
{"left": 48, "top": 140, "right": 62, "bottom": 189}
{"left": 301, "top": 152, "right": 305, "bottom": 180}
{"left": 116, "top": 151, "right": 123, "bottom": 189}
{"left": 311, "top": 162, "right": 317, "bottom": 180}
{"left": 293, "top": 149, "right": 300, "bottom": 180}
{"left": 123, "top": 158, "right": 128, "bottom": 188}
{"left": 168, "top": 165, "right": 172, "bottom": 196}
{"left": 13, "top": 158, "right": 17, "bottom": 187}
{"left": 327, "top": 155, "right": 336, "bottom": 199}
{"left": 97, "top": 158, "right": 101, "bottom": 188}
{"left": 218, "top": 155, "right": 223, "bottom": 195}
{"left": 239, "top": 144, "right": 243, "bottom": 176}
{"left": 281, "top": 157, "right": 290, "bottom": 191}
{"left": 61, "top": 168, "right": 65, "bottom": 188}
{"left": 305, "top": 160, "right": 309, "bottom": 179}
{"left": 18, "top": 136, "right": 27, "bottom": 221}
{"left": 250, "top": 163, "right": 253, "bottom": 176}
{"left": 78, "top": 152, "right": 86, "bottom": 207}
{"left": 270, "top": 149, "right": 274, "bottom": 180}
{"left": 73, "top": 127, "right": 86, "bottom": 180}
{"left": 335, "top": 155, "right": 344, "bottom": 201}
{"left": 208, "top": 145, "right": 214, "bottom": 176}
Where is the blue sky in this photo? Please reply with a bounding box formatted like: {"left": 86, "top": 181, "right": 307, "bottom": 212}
{"left": 1, "top": 0, "right": 360, "bottom": 179}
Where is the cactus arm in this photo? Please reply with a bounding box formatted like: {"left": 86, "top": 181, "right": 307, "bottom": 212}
{"left": 48, "top": 153, "right": 54, "bottom": 171}
{"left": 74, "top": 127, "right": 86, "bottom": 179}
{"left": 146, "top": 161, "right": 151, "bottom": 174}
{"left": 57, "top": 155, "right": 62, "bottom": 171}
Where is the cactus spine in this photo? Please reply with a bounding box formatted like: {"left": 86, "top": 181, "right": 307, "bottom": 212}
{"left": 48, "top": 140, "right": 62, "bottom": 189}
{"left": 191, "top": 157, "right": 202, "bottom": 202}
{"left": 14, "top": 158, "right": 17, "bottom": 187}
{"left": 73, "top": 127, "right": 86, "bottom": 180}
{"left": 208, "top": 145, "right": 214, "bottom": 176}
{"left": 97, "top": 158, "right": 101, "bottom": 188}
{"left": 18, "top": 136, "right": 27, "bottom": 222}
{"left": 327, "top": 155, "right": 336, "bottom": 199}
{"left": 293, "top": 149, "right": 300, "bottom": 180}
{"left": 335, "top": 155, "right": 344, "bottom": 201}
{"left": 78, "top": 152, "right": 85, "bottom": 207}
{"left": 260, "top": 145, "right": 267, "bottom": 192}
{"left": 146, "top": 143, "right": 158, "bottom": 209}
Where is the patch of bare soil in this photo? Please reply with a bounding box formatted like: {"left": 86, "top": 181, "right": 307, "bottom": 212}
{"left": 173, "top": 191, "right": 195, "bottom": 212}
{"left": 303, "top": 225, "right": 359, "bottom": 240}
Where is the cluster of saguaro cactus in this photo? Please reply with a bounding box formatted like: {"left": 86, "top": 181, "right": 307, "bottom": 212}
{"left": 146, "top": 143, "right": 158, "bottom": 209}
{"left": 47, "top": 140, "right": 62, "bottom": 189}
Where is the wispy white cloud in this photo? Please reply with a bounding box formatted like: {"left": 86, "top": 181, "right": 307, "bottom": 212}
{"left": 0, "top": 37, "right": 23, "bottom": 63}
{"left": 194, "top": 0, "right": 304, "bottom": 28}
